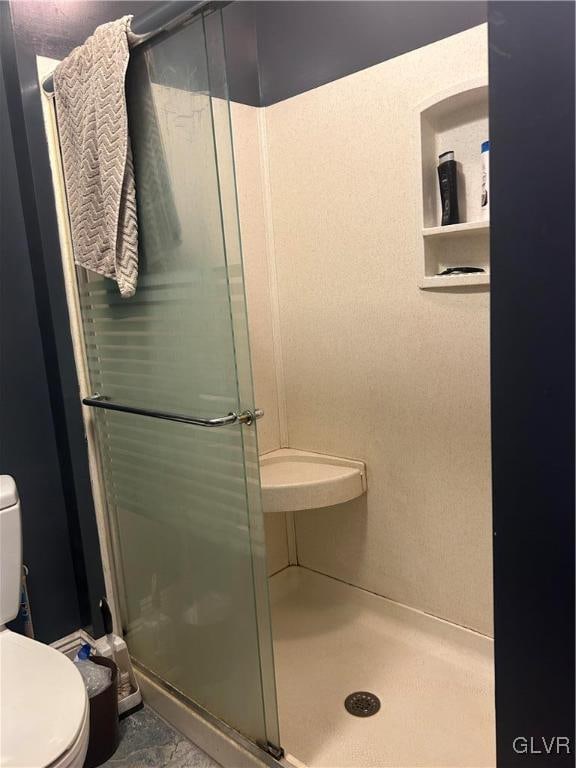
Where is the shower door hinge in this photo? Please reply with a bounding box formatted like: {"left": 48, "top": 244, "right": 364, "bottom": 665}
{"left": 258, "top": 741, "right": 285, "bottom": 761}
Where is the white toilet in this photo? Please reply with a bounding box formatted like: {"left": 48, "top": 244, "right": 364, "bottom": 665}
{"left": 0, "top": 475, "right": 90, "bottom": 768}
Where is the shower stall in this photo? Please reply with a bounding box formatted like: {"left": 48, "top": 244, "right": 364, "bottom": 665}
{"left": 40, "top": 2, "right": 495, "bottom": 766}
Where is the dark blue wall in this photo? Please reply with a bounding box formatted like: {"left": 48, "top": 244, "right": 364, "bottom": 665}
{"left": 489, "top": 2, "right": 575, "bottom": 764}
{"left": 0, "top": 1, "right": 148, "bottom": 641}
{"left": 1, "top": 53, "right": 84, "bottom": 642}
{"left": 254, "top": 1, "right": 486, "bottom": 106}
{"left": 223, "top": 1, "right": 487, "bottom": 107}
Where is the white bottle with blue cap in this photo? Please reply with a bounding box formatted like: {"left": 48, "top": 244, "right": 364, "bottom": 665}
{"left": 481, "top": 140, "right": 490, "bottom": 220}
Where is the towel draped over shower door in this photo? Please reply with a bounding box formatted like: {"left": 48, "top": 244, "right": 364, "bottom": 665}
{"left": 54, "top": 15, "right": 139, "bottom": 297}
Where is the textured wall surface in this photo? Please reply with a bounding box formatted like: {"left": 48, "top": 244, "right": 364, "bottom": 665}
{"left": 230, "top": 103, "right": 290, "bottom": 578}
{"left": 231, "top": 104, "right": 282, "bottom": 457}
{"left": 240, "top": 24, "right": 493, "bottom": 634}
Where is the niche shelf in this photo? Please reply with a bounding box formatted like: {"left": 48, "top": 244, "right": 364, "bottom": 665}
{"left": 417, "top": 78, "right": 490, "bottom": 289}
{"left": 423, "top": 220, "right": 489, "bottom": 239}
{"left": 259, "top": 449, "right": 367, "bottom": 514}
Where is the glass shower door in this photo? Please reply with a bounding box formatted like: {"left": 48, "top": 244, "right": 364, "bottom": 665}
{"left": 77, "top": 9, "right": 279, "bottom": 750}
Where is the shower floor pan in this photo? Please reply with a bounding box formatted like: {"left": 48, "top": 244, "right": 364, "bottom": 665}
{"left": 270, "top": 567, "right": 495, "bottom": 768}
{"left": 260, "top": 449, "right": 366, "bottom": 514}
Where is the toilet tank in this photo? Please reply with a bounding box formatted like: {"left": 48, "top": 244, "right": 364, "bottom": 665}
{"left": 0, "top": 476, "right": 22, "bottom": 625}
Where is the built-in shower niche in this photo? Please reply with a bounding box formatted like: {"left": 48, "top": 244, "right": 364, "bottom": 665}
{"left": 417, "top": 78, "right": 490, "bottom": 288}
{"left": 259, "top": 449, "right": 367, "bottom": 513}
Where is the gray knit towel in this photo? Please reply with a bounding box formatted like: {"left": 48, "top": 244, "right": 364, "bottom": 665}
{"left": 54, "top": 16, "right": 139, "bottom": 298}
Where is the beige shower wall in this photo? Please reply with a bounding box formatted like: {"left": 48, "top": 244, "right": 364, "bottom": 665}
{"left": 230, "top": 104, "right": 281, "bottom": 457}
{"left": 266, "top": 24, "right": 492, "bottom": 634}
{"left": 230, "top": 104, "right": 291, "bottom": 577}
{"left": 231, "top": 24, "right": 493, "bottom": 633}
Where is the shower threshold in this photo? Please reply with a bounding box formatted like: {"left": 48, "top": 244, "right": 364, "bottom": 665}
{"left": 270, "top": 567, "right": 495, "bottom": 768}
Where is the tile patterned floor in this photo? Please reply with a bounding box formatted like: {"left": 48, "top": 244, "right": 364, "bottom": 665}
{"left": 102, "top": 705, "right": 220, "bottom": 768}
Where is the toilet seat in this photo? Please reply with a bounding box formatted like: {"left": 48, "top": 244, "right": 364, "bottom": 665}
{"left": 0, "top": 629, "right": 89, "bottom": 768}
{"left": 47, "top": 701, "right": 89, "bottom": 768}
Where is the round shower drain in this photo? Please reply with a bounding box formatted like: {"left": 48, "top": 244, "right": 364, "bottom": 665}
{"left": 344, "top": 691, "right": 381, "bottom": 717}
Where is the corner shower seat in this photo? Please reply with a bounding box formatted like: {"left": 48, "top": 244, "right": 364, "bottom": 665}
{"left": 259, "top": 449, "right": 367, "bottom": 513}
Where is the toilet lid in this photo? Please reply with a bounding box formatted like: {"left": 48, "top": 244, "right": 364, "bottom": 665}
{"left": 0, "top": 630, "right": 88, "bottom": 768}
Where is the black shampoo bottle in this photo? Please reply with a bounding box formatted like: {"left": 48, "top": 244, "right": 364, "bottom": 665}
{"left": 437, "top": 150, "right": 459, "bottom": 225}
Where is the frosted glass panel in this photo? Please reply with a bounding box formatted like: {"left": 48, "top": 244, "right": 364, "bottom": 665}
{"left": 78, "top": 11, "right": 278, "bottom": 747}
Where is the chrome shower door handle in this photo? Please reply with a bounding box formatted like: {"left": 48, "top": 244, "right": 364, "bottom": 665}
{"left": 237, "top": 408, "right": 264, "bottom": 426}
{"left": 82, "top": 394, "right": 263, "bottom": 428}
